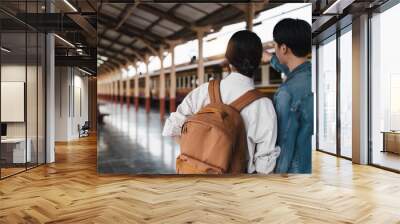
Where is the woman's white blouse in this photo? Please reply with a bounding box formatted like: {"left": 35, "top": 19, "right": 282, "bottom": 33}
{"left": 162, "top": 72, "right": 280, "bottom": 174}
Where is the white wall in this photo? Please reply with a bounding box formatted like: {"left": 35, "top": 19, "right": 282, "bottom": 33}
{"left": 1, "top": 65, "right": 28, "bottom": 137}
{"left": 55, "top": 67, "right": 89, "bottom": 141}
{"left": 1, "top": 63, "right": 47, "bottom": 164}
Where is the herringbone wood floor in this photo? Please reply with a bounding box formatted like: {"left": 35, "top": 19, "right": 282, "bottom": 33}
{"left": 1, "top": 135, "right": 400, "bottom": 224}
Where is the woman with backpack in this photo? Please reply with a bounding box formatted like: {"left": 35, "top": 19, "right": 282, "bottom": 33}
{"left": 162, "top": 30, "right": 280, "bottom": 174}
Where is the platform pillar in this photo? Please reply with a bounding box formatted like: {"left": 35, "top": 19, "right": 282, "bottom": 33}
{"left": 134, "top": 64, "right": 139, "bottom": 111}
{"left": 126, "top": 77, "right": 131, "bottom": 110}
{"left": 194, "top": 27, "right": 206, "bottom": 85}
{"left": 159, "top": 45, "right": 166, "bottom": 119}
{"left": 246, "top": 3, "right": 255, "bottom": 31}
{"left": 113, "top": 80, "right": 117, "bottom": 104}
{"left": 167, "top": 40, "right": 179, "bottom": 113}
{"left": 119, "top": 78, "right": 123, "bottom": 107}
{"left": 144, "top": 55, "right": 150, "bottom": 113}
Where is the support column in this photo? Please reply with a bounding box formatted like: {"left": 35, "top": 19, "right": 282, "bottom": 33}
{"left": 108, "top": 78, "right": 114, "bottom": 103}
{"left": 352, "top": 14, "right": 369, "bottom": 165}
{"left": 111, "top": 73, "right": 114, "bottom": 103}
{"left": 109, "top": 81, "right": 112, "bottom": 101}
{"left": 108, "top": 75, "right": 110, "bottom": 100}
{"left": 246, "top": 3, "right": 255, "bottom": 31}
{"left": 119, "top": 72, "right": 124, "bottom": 107}
{"left": 114, "top": 70, "right": 119, "bottom": 104}
{"left": 108, "top": 82, "right": 110, "bottom": 101}
{"left": 167, "top": 40, "right": 180, "bottom": 112}
{"left": 197, "top": 29, "right": 205, "bottom": 85}
{"left": 134, "top": 64, "right": 139, "bottom": 111}
{"left": 126, "top": 77, "right": 131, "bottom": 110}
{"left": 159, "top": 45, "right": 166, "bottom": 119}
{"left": 113, "top": 80, "right": 117, "bottom": 104}
{"left": 144, "top": 55, "right": 151, "bottom": 113}
{"left": 198, "top": 31, "right": 205, "bottom": 85}
{"left": 193, "top": 26, "right": 211, "bottom": 85}
{"left": 46, "top": 29, "right": 55, "bottom": 163}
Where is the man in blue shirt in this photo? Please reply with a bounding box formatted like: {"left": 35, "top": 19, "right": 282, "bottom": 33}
{"left": 263, "top": 18, "right": 313, "bottom": 173}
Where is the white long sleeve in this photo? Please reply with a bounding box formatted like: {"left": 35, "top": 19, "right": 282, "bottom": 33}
{"left": 162, "top": 73, "right": 279, "bottom": 174}
{"left": 162, "top": 83, "right": 208, "bottom": 137}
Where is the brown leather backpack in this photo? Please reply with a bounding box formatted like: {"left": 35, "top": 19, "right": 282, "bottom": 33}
{"left": 176, "top": 79, "right": 265, "bottom": 174}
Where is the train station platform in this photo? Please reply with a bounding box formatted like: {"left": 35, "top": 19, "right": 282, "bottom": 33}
{"left": 98, "top": 101, "right": 178, "bottom": 174}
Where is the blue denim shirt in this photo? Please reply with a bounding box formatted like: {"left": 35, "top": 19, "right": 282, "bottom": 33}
{"left": 271, "top": 55, "right": 313, "bottom": 173}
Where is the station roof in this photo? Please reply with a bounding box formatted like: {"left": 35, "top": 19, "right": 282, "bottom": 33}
{"left": 97, "top": 1, "right": 306, "bottom": 73}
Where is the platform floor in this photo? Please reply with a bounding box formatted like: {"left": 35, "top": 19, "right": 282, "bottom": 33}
{"left": 98, "top": 102, "right": 178, "bottom": 174}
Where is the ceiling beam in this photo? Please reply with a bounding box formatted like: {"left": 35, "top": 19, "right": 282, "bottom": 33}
{"left": 100, "top": 63, "right": 117, "bottom": 73}
{"left": 136, "top": 4, "right": 191, "bottom": 28}
{"left": 136, "top": 37, "right": 158, "bottom": 56}
{"left": 99, "top": 41, "right": 144, "bottom": 63}
{"left": 67, "top": 14, "right": 97, "bottom": 39}
{"left": 98, "top": 34, "right": 145, "bottom": 56}
{"left": 98, "top": 66, "right": 111, "bottom": 75}
{"left": 98, "top": 43, "right": 136, "bottom": 61}
{"left": 108, "top": 33, "right": 123, "bottom": 50}
{"left": 99, "top": 62, "right": 114, "bottom": 72}
{"left": 98, "top": 13, "right": 164, "bottom": 44}
{"left": 97, "top": 50, "right": 127, "bottom": 66}
{"left": 115, "top": 3, "right": 139, "bottom": 30}
{"left": 98, "top": 25, "right": 156, "bottom": 60}
{"left": 231, "top": 2, "right": 269, "bottom": 13}
{"left": 195, "top": 5, "right": 240, "bottom": 27}
{"left": 131, "top": 50, "right": 144, "bottom": 62}
{"left": 86, "top": 0, "right": 97, "bottom": 12}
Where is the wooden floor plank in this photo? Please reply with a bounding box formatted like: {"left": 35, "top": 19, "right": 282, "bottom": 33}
{"left": 0, "top": 135, "right": 400, "bottom": 223}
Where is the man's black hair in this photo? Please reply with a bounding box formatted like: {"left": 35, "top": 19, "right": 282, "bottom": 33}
{"left": 273, "top": 18, "right": 311, "bottom": 57}
{"left": 225, "top": 30, "right": 262, "bottom": 78}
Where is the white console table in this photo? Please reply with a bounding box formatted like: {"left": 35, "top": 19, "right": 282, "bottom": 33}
{"left": 1, "top": 138, "right": 32, "bottom": 163}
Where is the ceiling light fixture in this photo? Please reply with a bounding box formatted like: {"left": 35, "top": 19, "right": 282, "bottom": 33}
{"left": 63, "top": 0, "right": 78, "bottom": 12}
{"left": 54, "top": 34, "right": 75, "bottom": 48}
{"left": 78, "top": 68, "right": 93, "bottom": 76}
{"left": 1, "top": 47, "right": 11, "bottom": 53}
{"left": 98, "top": 55, "right": 108, "bottom": 61}
{"left": 323, "top": 0, "right": 354, "bottom": 15}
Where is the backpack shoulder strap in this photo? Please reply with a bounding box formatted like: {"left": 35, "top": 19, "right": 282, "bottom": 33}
{"left": 230, "top": 89, "right": 265, "bottom": 112}
{"left": 208, "top": 79, "right": 222, "bottom": 104}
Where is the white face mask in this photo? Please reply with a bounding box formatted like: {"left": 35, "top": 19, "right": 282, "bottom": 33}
{"left": 281, "top": 73, "right": 287, "bottom": 82}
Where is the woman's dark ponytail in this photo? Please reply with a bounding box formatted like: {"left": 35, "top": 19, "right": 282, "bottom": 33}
{"left": 239, "top": 58, "right": 255, "bottom": 77}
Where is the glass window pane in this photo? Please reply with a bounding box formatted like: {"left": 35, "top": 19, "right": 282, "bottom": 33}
{"left": 27, "top": 31, "right": 38, "bottom": 169}
{"left": 38, "top": 33, "right": 45, "bottom": 165}
{"left": 318, "top": 37, "right": 337, "bottom": 154}
{"left": 340, "top": 29, "right": 352, "bottom": 158}
{"left": 371, "top": 3, "right": 400, "bottom": 171}
{"left": 1, "top": 31, "right": 27, "bottom": 177}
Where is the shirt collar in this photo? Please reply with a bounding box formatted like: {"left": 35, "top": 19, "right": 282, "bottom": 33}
{"left": 224, "top": 72, "right": 254, "bottom": 87}
{"left": 286, "top": 61, "right": 311, "bottom": 81}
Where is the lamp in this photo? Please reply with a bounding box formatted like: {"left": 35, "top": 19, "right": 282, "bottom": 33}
{"left": 63, "top": 0, "right": 78, "bottom": 12}
{"left": 1, "top": 47, "right": 11, "bottom": 53}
